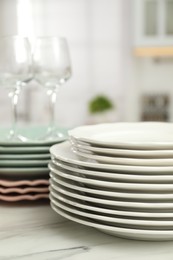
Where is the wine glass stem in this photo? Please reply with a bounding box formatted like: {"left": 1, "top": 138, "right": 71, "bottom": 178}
{"left": 48, "top": 90, "right": 57, "bottom": 132}
{"left": 10, "top": 90, "right": 19, "bottom": 138}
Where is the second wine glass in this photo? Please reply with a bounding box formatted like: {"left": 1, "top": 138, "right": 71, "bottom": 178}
{"left": 33, "top": 36, "right": 72, "bottom": 140}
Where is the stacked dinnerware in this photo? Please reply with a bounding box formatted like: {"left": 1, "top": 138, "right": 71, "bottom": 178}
{"left": 49, "top": 122, "right": 173, "bottom": 241}
{"left": 0, "top": 126, "right": 66, "bottom": 202}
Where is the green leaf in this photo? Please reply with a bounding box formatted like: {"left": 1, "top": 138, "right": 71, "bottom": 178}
{"left": 89, "top": 95, "right": 114, "bottom": 114}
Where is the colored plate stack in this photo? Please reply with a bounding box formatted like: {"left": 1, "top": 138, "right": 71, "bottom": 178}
{"left": 0, "top": 126, "right": 66, "bottom": 202}
{"left": 49, "top": 122, "right": 173, "bottom": 241}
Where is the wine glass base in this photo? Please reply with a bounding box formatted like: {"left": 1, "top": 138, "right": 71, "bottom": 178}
{"left": 6, "top": 130, "right": 32, "bottom": 143}
{"left": 40, "top": 128, "right": 66, "bottom": 141}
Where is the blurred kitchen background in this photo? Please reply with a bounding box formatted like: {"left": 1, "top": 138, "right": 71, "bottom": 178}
{"left": 0, "top": 0, "right": 173, "bottom": 128}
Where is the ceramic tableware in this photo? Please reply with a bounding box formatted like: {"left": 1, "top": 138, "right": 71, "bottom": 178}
{"left": 0, "top": 193, "right": 49, "bottom": 202}
{"left": 50, "top": 174, "right": 173, "bottom": 201}
{"left": 72, "top": 142, "right": 173, "bottom": 158}
{"left": 0, "top": 126, "right": 67, "bottom": 146}
{"left": 0, "top": 179, "right": 49, "bottom": 187}
{"left": 0, "top": 167, "right": 49, "bottom": 177}
{"left": 51, "top": 202, "right": 173, "bottom": 241}
{"left": 72, "top": 147, "right": 173, "bottom": 166}
{"left": 50, "top": 160, "right": 173, "bottom": 183}
{"left": 50, "top": 142, "right": 173, "bottom": 174}
{"left": 69, "top": 122, "right": 173, "bottom": 150}
{"left": 49, "top": 188, "right": 173, "bottom": 218}
{"left": 50, "top": 194, "right": 173, "bottom": 229}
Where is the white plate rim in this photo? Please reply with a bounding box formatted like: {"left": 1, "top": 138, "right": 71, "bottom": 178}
{"left": 68, "top": 123, "right": 173, "bottom": 149}
{"left": 50, "top": 142, "right": 173, "bottom": 173}
{"left": 49, "top": 187, "right": 173, "bottom": 218}
{"left": 51, "top": 160, "right": 173, "bottom": 183}
{"left": 49, "top": 163, "right": 173, "bottom": 192}
{"left": 72, "top": 147, "right": 173, "bottom": 166}
{"left": 50, "top": 193, "right": 173, "bottom": 227}
{"left": 71, "top": 142, "right": 173, "bottom": 158}
{"left": 51, "top": 202, "right": 173, "bottom": 240}
{"left": 50, "top": 184, "right": 173, "bottom": 210}
{"left": 50, "top": 174, "right": 173, "bottom": 200}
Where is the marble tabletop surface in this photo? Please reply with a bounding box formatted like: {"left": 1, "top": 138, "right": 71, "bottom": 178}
{"left": 1, "top": 201, "right": 173, "bottom": 260}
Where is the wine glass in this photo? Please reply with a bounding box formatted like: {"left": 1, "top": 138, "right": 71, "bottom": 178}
{"left": 0, "top": 36, "right": 32, "bottom": 141}
{"left": 33, "top": 36, "right": 72, "bottom": 140}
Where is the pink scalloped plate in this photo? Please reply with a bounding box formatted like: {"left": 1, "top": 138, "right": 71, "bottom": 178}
{"left": 0, "top": 187, "right": 49, "bottom": 194}
{"left": 0, "top": 179, "right": 49, "bottom": 187}
{"left": 0, "top": 193, "right": 49, "bottom": 202}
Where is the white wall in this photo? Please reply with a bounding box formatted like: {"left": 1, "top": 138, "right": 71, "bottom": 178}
{"left": 0, "top": 0, "right": 128, "bottom": 128}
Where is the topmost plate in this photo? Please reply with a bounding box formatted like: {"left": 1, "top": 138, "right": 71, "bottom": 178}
{"left": 69, "top": 122, "right": 173, "bottom": 150}
{"left": 0, "top": 126, "right": 67, "bottom": 147}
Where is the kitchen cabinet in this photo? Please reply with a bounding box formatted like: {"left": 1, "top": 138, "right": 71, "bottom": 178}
{"left": 134, "top": 0, "right": 173, "bottom": 56}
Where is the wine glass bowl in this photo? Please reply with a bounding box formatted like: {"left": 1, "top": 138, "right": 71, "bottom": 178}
{"left": 33, "top": 36, "right": 72, "bottom": 140}
{"left": 34, "top": 37, "right": 71, "bottom": 88}
{"left": 0, "top": 36, "right": 32, "bottom": 141}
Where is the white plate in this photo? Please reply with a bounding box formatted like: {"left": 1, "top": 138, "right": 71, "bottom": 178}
{"left": 0, "top": 126, "right": 67, "bottom": 147}
{"left": 0, "top": 153, "right": 50, "bottom": 160}
{"left": 72, "top": 147, "right": 173, "bottom": 166}
{"left": 0, "top": 159, "right": 50, "bottom": 167}
{"left": 49, "top": 164, "right": 173, "bottom": 192}
{"left": 50, "top": 184, "right": 173, "bottom": 211}
{"left": 50, "top": 174, "right": 173, "bottom": 201}
{"left": 0, "top": 167, "right": 49, "bottom": 177}
{"left": 69, "top": 122, "right": 173, "bottom": 149}
{"left": 50, "top": 194, "right": 173, "bottom": 229}
{"left": 49, "top": 187, "right": 173, "bottom": 218}
{"left": 50, "top": 142, "right": 173, "bottom": 174}
{"left": 72, "top": 142, "right": 173, "bottom": 158}
{"left": 51, "top": 203, "right": 173, "bottom": 241}
{"left": 51, "top": 160, "right": 173, "bottom": 183}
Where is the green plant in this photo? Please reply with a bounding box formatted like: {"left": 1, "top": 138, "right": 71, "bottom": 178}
{"left": 89, "top": 95, "right": 114, "bottom": 114}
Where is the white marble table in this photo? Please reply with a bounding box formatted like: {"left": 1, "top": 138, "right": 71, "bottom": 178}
{"left": 1, "top": 201, "right": 173, "bottom": 260}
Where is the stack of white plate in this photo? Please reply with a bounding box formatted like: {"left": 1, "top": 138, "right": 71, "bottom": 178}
{"left": 0, "top": 126, "right": 66, "bottom": 202}
{"left": 49, "top": 122, "right": 173, "bottom": 241}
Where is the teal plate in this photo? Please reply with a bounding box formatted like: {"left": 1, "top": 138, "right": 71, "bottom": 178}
{"left": 0, "top": 126, "right": 67, "bottom": 147}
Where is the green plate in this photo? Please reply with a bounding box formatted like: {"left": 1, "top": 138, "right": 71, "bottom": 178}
{"left": 0, "top": 159, "right": 50, "bottom": 167}
{"left": 0, "top": 167, "right": 49, "bottom": 177}
{"left": 0, "top": 146, "right": 50, "bottom": 154}
{"left": 0, "top": 153, "right": 51, "bottom": 160}
{"left": 0, "top": 126, "right": 67, "bottom": 147}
